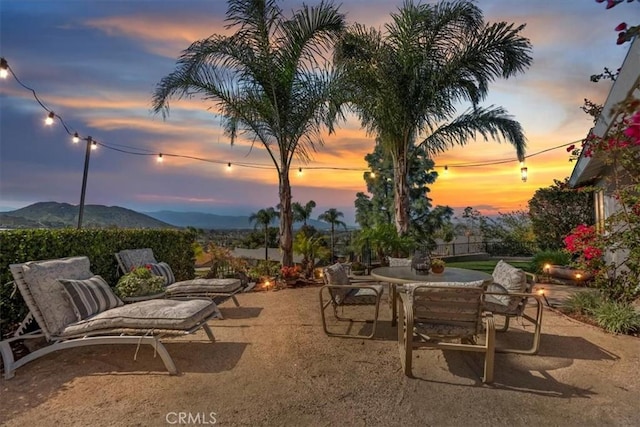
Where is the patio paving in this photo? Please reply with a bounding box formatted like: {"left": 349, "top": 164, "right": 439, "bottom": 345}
{"left": 1, "top": 283, "right": 638, "bottom": 426}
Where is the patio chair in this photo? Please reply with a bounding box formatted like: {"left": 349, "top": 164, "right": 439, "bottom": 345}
{"left": 1, "top": 256, "right": 220, "bottom": 379}
{"left": 483, "top": 260, "right": 543, "bottom": 355}
{"left": 116, "top": 248, "right": 248, "bottom": 308}
{"left": 398, "top": 281, "right": 495, "bottom": 383}
{"left": 319, "top": 263, "right": 384, "bottom": 339}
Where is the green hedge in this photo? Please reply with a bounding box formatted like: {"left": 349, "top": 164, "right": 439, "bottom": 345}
{"left": 0, "top": 228, "right": 197, "bottom": 337}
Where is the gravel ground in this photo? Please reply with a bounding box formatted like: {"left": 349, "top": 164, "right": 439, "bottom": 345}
{"left": 1, "top": 285, "right": 639, "bottom": 426}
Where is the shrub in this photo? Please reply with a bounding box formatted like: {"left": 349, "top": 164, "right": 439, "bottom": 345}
{"left": 530, "top": 250, "right": 572, "bottom": 273}
{"left": 591, "top": 300, "right": 640, "bottom": 334}
{"left": 561, "top": 290, "right": 603, "bottom": 315}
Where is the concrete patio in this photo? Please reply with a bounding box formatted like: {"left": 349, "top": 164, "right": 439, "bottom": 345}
{"left": 1, "top": 283, "right": 638, "bottom": 426}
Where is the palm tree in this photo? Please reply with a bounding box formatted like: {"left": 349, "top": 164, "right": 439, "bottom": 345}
{"left": 249, "top": 207, "right": 279, "bottom": 261}
{"left": 152, "top": 0, "right": 346, "bottom": 266}
{"left": 292, "top": 200, "right": 317, "bottom": 226}
{"left": 318, "top": 208, "right": 347, "bottom": 262}
{"left": 334, "top": 0, "right": 532, "bottom": 235}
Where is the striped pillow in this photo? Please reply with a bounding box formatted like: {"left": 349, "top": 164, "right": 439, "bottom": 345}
{"left": 149, "top": 262, "right": 175, "bottom": 286}
{"left": 59, "top": 275, "right": 123, "bottom": 320}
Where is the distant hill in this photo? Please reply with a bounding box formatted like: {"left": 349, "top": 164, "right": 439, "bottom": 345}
{"left": 0, "top": 202, "right": 175, "bottom": 229}
{"left": 145, "top": 210, "right": 331, "bottom": 230}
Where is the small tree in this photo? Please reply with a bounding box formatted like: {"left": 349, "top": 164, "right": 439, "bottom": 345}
{"left": 249, "top": 207, "right": 279, "bottom": 261}
{"left": 292, "top": 201, "right": 317, "bottom": 226}
{"left": 318, "top": 208, "right": 347, "bottom": 262}
{"left": 528, "top": 178, "right": 594, "bottom": 250}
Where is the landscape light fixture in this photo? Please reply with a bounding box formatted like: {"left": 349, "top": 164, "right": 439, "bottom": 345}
{"left": 537, "top": 287, "right": 551, "bottom": 307}
{"left": 0, "top": 58, "right": 8, "bottom": 79}
{"left": 45, "top": 111, "right": 55, "bottom": 125}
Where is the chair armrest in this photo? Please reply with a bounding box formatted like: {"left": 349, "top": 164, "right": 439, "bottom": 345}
{"left": 320, "top": 284, "right": 383, "bottom": 295}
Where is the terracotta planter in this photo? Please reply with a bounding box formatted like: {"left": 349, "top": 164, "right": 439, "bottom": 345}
{"left": 431, "top": 265, "right": 445, "bottom": 274}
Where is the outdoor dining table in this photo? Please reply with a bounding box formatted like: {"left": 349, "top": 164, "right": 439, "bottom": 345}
{"left": 370, "top": 266, "right": 493, "bottom": 326}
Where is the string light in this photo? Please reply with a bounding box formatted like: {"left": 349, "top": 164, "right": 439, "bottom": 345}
{"left": 1, "top": 55, "right": 584, "bottom": 183}
{"left": 298, "top": 167, "right": 303, "bottom": 176}
{"left": 157, "top": 153, "right": 163, "bottom": 163}
{"left": 91, "top": 140, "right": 97, "bottom": 150}
{"left": 0, "top": 58, "right": 8, "bottom": 79}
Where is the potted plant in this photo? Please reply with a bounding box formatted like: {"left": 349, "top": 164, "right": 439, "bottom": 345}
{"left": 351, "top": 261, "right": 366, "bottom": 275}
{"left": 431, "top": 258, "right": 446, "bottom": 274}
{"left": 115, "top": 266, "right": 166, "bottom": 301}
{"left": 280, "top": 265, "right": 301, "bottom": 287}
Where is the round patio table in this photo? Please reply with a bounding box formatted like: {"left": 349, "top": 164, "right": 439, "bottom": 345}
{"left": 371, "top": 266, "right": 492, "bottom": 326}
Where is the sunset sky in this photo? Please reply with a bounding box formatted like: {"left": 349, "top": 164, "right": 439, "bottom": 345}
{"left": 0, "top": 0, "right": 635, "bottom": 224}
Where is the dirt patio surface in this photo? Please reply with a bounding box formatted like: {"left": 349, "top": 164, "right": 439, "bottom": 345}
{"left": 1, "top": 283, "right": 639, "bottom": 426}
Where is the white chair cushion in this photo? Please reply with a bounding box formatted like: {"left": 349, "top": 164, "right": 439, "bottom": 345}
{"left": 60, "top": 298, "right": 219, "bottom": 337}
{"left": 21, "top": 256, "right": 94, "bottom": 335}
{"left": 491, "top": 260, "right": 527, "bottom": 309}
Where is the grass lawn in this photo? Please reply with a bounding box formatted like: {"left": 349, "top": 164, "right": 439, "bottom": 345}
{"left": 446, "top": 260, "right": 532, "bottom": 273}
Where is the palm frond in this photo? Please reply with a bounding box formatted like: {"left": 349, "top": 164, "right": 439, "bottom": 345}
{"left": 418, "top": 106, "right": 527, "bottom": 161}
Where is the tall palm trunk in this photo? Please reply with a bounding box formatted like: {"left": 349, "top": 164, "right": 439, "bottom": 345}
{"left": 264, "top": 227, "right": 269, "bottom": 261}
{"left": 330, "top": 223, "right": 335, "bottom": 262}
{"left": 393, "top": 147, "right": 411, "bottom": 235}
{"left": 279, "top": 169, "right": 294, "bottom": 266}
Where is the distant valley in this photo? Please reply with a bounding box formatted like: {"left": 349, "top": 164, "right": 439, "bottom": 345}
{"left": 0, "top": 202, "right": 332, "bottom": 230}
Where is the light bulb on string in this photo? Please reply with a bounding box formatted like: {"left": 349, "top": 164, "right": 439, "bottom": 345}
{"left": 226, "top": 162, "right": 232, "bottom": 172}
{"left": 0, "top": 58, "right": 8, "bottom": 79}
{"left": 157, "top": 153, "right": 164, "bottom": 163}
{"left": 298, "top": 167, "right": 303, "bottom": 176}
{"left": 72, "top": 132, "right": 80, "bottom": 143}
{"left": 91, "top": 140, "right": 97, "bottom": 150}
{"left": 45, "top": 111, "right": 55, "bottom": 126}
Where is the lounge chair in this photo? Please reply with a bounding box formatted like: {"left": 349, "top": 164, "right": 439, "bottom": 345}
{"left": 319, "top": 263, "right": 384, "bottom": 339}
{"left": 0, "top": 256, "right": 220, "bottom": 379}
{"left": 398, "top": 281, "right": 495, "bottom": 383}
{"left": 483, "top": 260, "right": 543, "bottom": 355}
{"left": 115, "top": 248, "right": 248, "bottom": 308}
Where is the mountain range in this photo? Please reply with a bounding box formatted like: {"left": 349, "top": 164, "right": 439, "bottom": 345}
{"left": 0, "top": 202, "right": 332, "bottom": 230}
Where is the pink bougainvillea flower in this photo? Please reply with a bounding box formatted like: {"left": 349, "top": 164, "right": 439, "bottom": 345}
{"left": 615, "top": 22, "right": 627, "bottom": 31}
{"left": 606, "top": 0, "right": 618, "bottom": 9}
{"left": 566, "top": 144, "right": 575, "bottom": 152}
{"left": 595, "top": 0, "right": 605, "bottom": 3}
